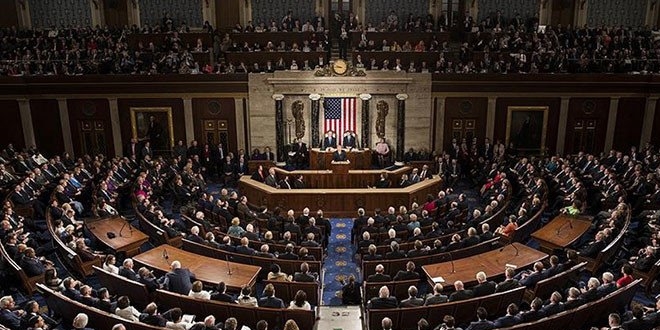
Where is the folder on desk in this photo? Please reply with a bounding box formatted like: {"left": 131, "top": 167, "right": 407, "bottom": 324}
{"left": 432, "top": 276, "right": 445, "bottom": 283}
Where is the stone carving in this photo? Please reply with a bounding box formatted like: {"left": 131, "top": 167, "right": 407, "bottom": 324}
{"left": 376, "top": 100, "right": 389, "bottom": 138}
{"left": 292, "top": 100, "right": 305, "bottom": 139}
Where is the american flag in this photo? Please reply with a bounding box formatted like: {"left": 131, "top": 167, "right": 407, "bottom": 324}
{"left": 324, "top": 97, "right": 356, "bottom": 141}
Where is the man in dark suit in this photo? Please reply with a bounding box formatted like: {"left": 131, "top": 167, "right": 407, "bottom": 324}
{"left": 235, "top": 237, "right": 256, "bottom": 256}
{"left": 18, "top": 248, "right": 45, "bottom": 277}
{"left": 385, "top": 241, "right": 407, "bottom": 259}
{"left": 393, "top": 261, "right": 420, "bottom": 281}
{"left": 366, "top": 264, "right": 391, "bottom": 282}
{"left": 448, "top": 280, "right": 474, "bottom": 302}
{"left": 425, "top": 283, "right": 448, "bottom": 305}
{"left": 472, "top": 271, "right": 497, "bottom": 297}
{"left": 262, "top": 146, "right": 275, "bottom": 162}
{"left": 399, "top": 286, "right": 424, "bottom": 307}
{"left": 119, "top": 258, "right": 140, "bottom": 282}
{"left": 258, "top": 284, "right": 285, "bottom": 308}
{"left": 332, "top": 145, "right": 348, "bottom": 161}
{"left": 465, "top": 307, "right": 495, "bottom": 330}
{"left": 264, "top": 167, "right": 278, "bottom": 188}
{"left": 139, "top": 302, "right": 167, "bottom": 327}
{"left": 493, "top": 303, "right": 521, "bottom": 328}
{"left": 210, "top": 282, "right": 235, "bottom": 303}
{"left": 578, "top": 231, "right": 607, "bottom": 258}
{"left": 367, "top": 286, "right": 398, "bottom": 309}
{"left": 342, "top": 131, "right": 357, "bottom": 148}
{"left": 166, "top": 260, "right": 196, "bottom": 295}
{"left": 540, "top": 292, "right": 564, "bottom": 316}
{"left": 293, "top": 262, "right": 318, "bottom": 282}
{"left": 291, "top": 139, "right": 308, "bottom": 168}
{"left": 323, "top": 131, "right": 337, "bottom": 149}
{"left": 519, "top": 262, "right": 545, "bottom": 289}
{"left": 0, "top": 295, "right": 23, "bottom": 330}
{"left": 278, "top": 244, "right": 299, "bottom": 260}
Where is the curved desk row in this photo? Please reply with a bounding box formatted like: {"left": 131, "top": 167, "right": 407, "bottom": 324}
{"left": 238, "top": 175, "right": 442, "bottom": 217}
{"left": 271, "top": 165, "right": 413, "bottom": 189}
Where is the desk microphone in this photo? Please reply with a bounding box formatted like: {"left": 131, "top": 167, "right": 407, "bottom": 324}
{"left": 225, "top": 253, "right": 232, "bottom": 275}
{"left": 499, "top": 243, "right": 520, "bottom": 256}
{"left": 556, "top": 219, "right": 572, "bottom": 236}
{"left": 447, "top": 251, "right": 455, "bottom": 274}
{"left": 163, "top": 248, "right": 169, "bottom": 261}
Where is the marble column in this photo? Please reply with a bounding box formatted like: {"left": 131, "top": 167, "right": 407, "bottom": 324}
{"left": 604, "top": 97, "right": 619, "bottom": 152}
{"left": 435, "top": 97, "right": 446, "bottom": 151}
{"left": 359, "top": 93, "right": 372, "bottom": 148}
{"left": 273, "top": 94, "right": 285, "bottom": 161}
{"left": 127, "top": 0, "right": 140, "bottom": 27}
{"left": 57, "top": 98, "right": 74, "bottom": 155}
{"left": 16, "top": 0, "right": 32, "bottom": 28}
{"left": 486, "top": 97, "right": 497, "bottom": 141}
{"left": 108, "top": 98, "right": 123, "bottom": 157}
{"left": 235, "top": 98, "right": 246, "bottom": 151}
{"left": 309, "top": 94, "right": 321, "bottom": 148}
{"left": 396, "top": 94, "right": 408, "bottom": 161}
{"left": 640, "top": 97, "right": 658, "bottom": 148}
{"left": 89, "top": 0, "right": 105, "bottom": 27}
{"left": 539, "top": 0, "right": 553, "bottom": 25}
{"left": 18, "top": 99, "right": 35, "bottom": 148}
{"left": 556, "top": 97, "right": 570, "bottom": 155}
{"left": 183, "top": 97, "right": 195, "bottom": 144}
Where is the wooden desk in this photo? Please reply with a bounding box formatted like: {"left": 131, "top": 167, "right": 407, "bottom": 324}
{"left": 309, "top": 148, "right": 372, "bottom": 170}
{"left": 86, "top": 217, "right": 149, "bottom": 257}
{"left": 531, "top": 215, "right": 592, "bottom": 254}
{"left": 239, "top": 175, "right": 441, "bottom": 217}
{"left": 132, "top": 245, "right": 260, "bottom": 291}
{"left": 271, "top": 165, "right": 412, "bottom": 189}
{"left": 421, "top": 243, "right": 547, "bottom": 289}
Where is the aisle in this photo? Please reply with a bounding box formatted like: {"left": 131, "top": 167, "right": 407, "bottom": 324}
{"left": 322, "top": 218, "right": 359, "bottom": 305}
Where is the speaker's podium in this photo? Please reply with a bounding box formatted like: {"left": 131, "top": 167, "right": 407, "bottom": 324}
{"left": 330, "top": 160, "right": 351, "bottom": 188}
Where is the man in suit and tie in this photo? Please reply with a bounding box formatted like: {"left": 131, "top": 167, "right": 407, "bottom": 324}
{"left": 0, "top": 295, "right": 23, "bottom": 329}
{"left": 291, "top": 138, "right": 308, "bottom": 169}
{"left": 332, "top": 145, "right": 348, "bottom": 162}
{"left": 481, "top": 138, "right": 493, "bottom": 160}
{"left": 393, "top": 261, "right": 420, "bottom": 281}
{"left": 125, "top": 138, "right": 140, "bottom": 158}
{"left": 165, "top": 260, "right": 196, "bottom": 295}
{"left": 293, "top": 262, "right": 318, "bottom": 282}
{"left": 258, "top": 284, "right": 285, "bottom": 308}
{"left": 578, "top": 231, "right": 607, "bottom": 258}
{"left": 140, "top": 141, "right": 153, "bottom": 160}
{"left": 262, "top": 146, "right": 275, "bottom": 161}
{"left": 425, "top": 283, "right": 448, "bottom": 305}
{"left": 465, "top": 307, "right": 495, "bottom": 330}
{"left": 495, "top": 267, "right": 521, "bottom": 293}
{"left": 342, "top": 131, "right": 357, "bottom": 149}
{"left": 399, "top": 286, "right": 424, "bottom": 307}
{"left": 367, "top": 286, "right": 398, "bottom": 309}
{"left": 367, "top": 264, "right": 391, "bottom": 282}
{"left": 323, "top": 131, "right": 337, "bottom": 149}
{"left": 264, "top": 167, "right": 278, "bottom": 188}
{"left": 448, "top": 280, "right": 474, "bottom": 301}
{"left": 472, "top": 271, "right": 497, "bottom": 297}
{"left": 419, "top": 165, "right": 432, "bottom": 181}
{"left": 118, "top": 258, "right": 140, "bottom": 281}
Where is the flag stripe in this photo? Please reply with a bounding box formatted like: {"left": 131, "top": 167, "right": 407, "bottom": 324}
{"left": 324, "top": 97, "right": 356, "bottom": 145}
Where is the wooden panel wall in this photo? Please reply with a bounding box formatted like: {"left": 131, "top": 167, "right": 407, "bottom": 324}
{"left": 493, "top": 98, "right": 561, "bottom": 153}
{"left": 652, "top": 99, "right": 660, "bottom": 147}
{"left": 191, "top": 98, "right": 237, "bottom": 151}
{"left": 66, "top": 99, "right": 114, "bottom": 157}
{"left": 216, "top": 0, "right": 240, "bottom": 29}
{"left": 0, "top": 100, "right": 24, "bottom": 150}
{"left": 29, "top": 99, "right": 64, "bottom": 157}
{"left": 443, "top": 97, "right": 488, "bottom": 150}
{"left": 565, "top": 98, "right": 610, "bottom": 154}
{"left": 103, "top": 0, "right": 129, "bottom": 27}
{"left": 117, "top": 98, "right": 185, "bottom": 150}
{"left": 0, "top": 1, "right": 19, "bottom": 28}
{"left": 612, "top": 97, "right": 645, "bottom": 151}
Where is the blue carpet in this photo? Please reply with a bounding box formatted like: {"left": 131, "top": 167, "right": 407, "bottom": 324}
{"left": 322, "top": 218, "right": 357, "bottom": 306}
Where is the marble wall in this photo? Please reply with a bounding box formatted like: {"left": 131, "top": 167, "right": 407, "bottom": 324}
{"left": 248, "top": 71, "right": 433, "bottom": 161}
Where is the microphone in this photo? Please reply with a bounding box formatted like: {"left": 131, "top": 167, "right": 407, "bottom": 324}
{"left": 568, "top": 218, "right": 573, "bottom": 229}
{"left": 499, "top": 243, "right": 520, "bottom": 256}
{"left": 447, "top": 251, "right": 455, "bottom": 274}
{"left": 162, "top": 248, "right": 169, "bottom": 261}
{"left": 225, "top": 253, "right": 232, "bottom": 275}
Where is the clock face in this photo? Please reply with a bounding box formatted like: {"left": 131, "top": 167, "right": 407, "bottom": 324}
{"left": 333, "top": 59, "right": 348, "bottom": 75}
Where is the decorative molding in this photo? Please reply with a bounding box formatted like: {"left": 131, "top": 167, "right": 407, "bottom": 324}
{"left": 359, "top": 93, "right": 372, "bottom": 101}
{"left": 396, "top": 94, "right": 409, "bottom": 101}
{"left": 309, "top": 93, "right": 321, "bottom": 101}
{"left": 272, "top": 94, "right": 285, "bottom": 101}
